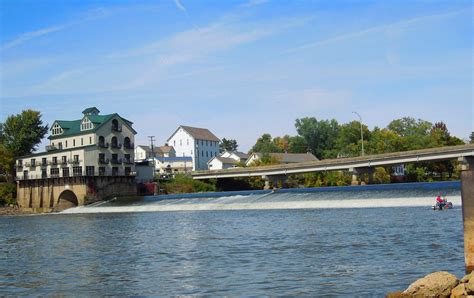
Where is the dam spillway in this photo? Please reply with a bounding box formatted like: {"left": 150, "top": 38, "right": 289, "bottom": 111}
{"left": 61, "top": 181, "right": 461, "bottom": 214}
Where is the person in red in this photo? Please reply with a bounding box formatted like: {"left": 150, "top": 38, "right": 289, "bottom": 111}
{"left": 436, "top": 195, "right": 445, "bottom": 209}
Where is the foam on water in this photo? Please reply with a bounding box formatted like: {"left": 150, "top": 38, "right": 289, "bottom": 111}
{"left": 61, "top": 182, "right": 462, "bottom": 214}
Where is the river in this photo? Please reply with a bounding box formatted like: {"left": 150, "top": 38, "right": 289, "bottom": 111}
{"left": 0, "top": 182, "right": 464, "bottom": 296}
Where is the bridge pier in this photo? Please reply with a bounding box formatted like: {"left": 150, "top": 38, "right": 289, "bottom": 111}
{"left": 460, "top": 157, "right": 474, "bottom": 273}
{"left": 262, "top": 175, "right": 288, "bottom": 190}
{"left": 349, "top": 167, "right": 375, "bottom": 186}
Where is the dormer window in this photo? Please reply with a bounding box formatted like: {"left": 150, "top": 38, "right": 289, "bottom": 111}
{"left": 81, "top": 117, "right": 93, "bottom": 131}
{"left": 51, "top": 123, "right": 63, "bottom": 136}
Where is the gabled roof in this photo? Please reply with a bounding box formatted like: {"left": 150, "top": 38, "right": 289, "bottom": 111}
{"left": 159, "top": 146, "right": 175, "bottom": 153}
{"left": 217, "top": 157, "right": 239, "bottom": 164}
{"left": 167, "top": 125, "right": 220, "bottom": 142}
{"left": 137, "top": 145, "right": 175, "bottom": 154}
{"left": 82, "top": 107, "right": 100, "bottom": 115}
{"left": 48, "top": 112, "right": 136, "bottom": 140}
{"left": 232, "top": 151, "right": 249, "bottom": 159}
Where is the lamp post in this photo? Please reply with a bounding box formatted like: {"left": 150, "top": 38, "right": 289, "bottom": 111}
{"left": 352, "top": 112, "right": 365, "bottom": 156}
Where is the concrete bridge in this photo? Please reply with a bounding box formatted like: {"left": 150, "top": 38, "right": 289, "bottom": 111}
{"left": 192, "top": 144, "right": 474, "bottom": 187}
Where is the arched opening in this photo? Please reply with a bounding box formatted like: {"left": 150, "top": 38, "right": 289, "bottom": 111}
{"left": 124, "top": 137, "right": 131, "bottom": 149}
{"left": 112, "top": 119, "right": 120, "bottom": 131}
{"left": 56, "top": 190, "right": 78, "bottom": 211}
{"left": 98, "top": 136, "right": 105, "bottom": 147}
{"left": 111, "top": 136, "right": 118, "bottom": 148}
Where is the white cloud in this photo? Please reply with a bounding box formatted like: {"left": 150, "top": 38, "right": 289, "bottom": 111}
{"left": 284, "top": 9, "right": 468, "bottom": 54}
{"left": 174, "top": 0, "right": 186, "bottom": 11}
{"left": 1, "top": 25, "right": 69, "bottom": 51}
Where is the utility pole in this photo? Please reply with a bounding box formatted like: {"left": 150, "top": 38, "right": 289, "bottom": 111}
{"left": 352, "top": 112, "right": 365, "bottom": 156}
{"left": 148, "top": 135, "right": 156, "bottom": 180}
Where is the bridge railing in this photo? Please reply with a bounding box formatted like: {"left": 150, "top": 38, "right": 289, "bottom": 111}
{"left": 16, "top": 170, "right": 137, "bottom": 181}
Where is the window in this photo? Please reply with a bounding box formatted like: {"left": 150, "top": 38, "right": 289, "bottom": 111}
{"left": 202, "top": 151, "right": 204, "bottom": 157}
{"left": 41, "top": 169, "right": 47, "bottom": 178}
{"left": 73, "top": 166, "right": 82, "bottom": 176}
{"left": 206, "top": 151, "right": 208, "bottom": 157}
{"left": 81, "top": 117, "right": 93, "bottom": 131}
{"left": 180, "top": 139, "right": 182, "bottom": 146}
{"left": 65, "top": 140, "right": 68, "bottom": 148}
{"left": 51, "top": 168, "right": 59, "bottom": 177}
{"left": 31, "top": 159, "right": 36, "bottom": 167}
{"left": 58, "top": 142, "right": 63, "bottom": 150}
{"left": 99, "top": 167, "right": 106, "bottom": 176}
{"left": 124, "top": 167, "right": 131, "bottom": 176}
{"left": 187, "top": 139, "right": 189, "bottom": 145}
{"left": 206, "top": 140, "right": 208, "bottom": 146}
{"left": 73, "top": 139, "right": 76, "bottom": 146}
{"left": 86, "top": 166, "right": 95, "bottom": 176}
{"left": 89, "top": 137, "right": 92, "bottom": 144}
{"left": 52, "top": 157, "right": 58, "bottom": 165}
{"left": 42, "top": 158, "right": 47, "bottom": 166}
{"left": 191, "top": 150, "right": 193, "bottom": 155}
{"left": 62, "top": 167, "right": 70, "bottom": 177}
{"left": 18, "top": 160, "right": 23, "bottom": 167}
{"left": 73, "top": 155, "right": 79, "bottom": 163}
{"left": 51, "top": 123, "right": 63, "bottom": 135}
{"left": 112, "top": 167, "right": 119, "bottom": 176}
{"left": 81, "top": 138, "right": 83, "bottom": 146}
{"left": 62, "top": 156, "right": 67, "bottom": 164}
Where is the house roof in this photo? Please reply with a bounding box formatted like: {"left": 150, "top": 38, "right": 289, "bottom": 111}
{"left": 156, "top": 157, "right": 192, "bottom": 162}
{"left": 232, "top": 151, "right": 249, "bottom": 159}
{"left": 251, "top": 152, "right": 318, "bottom": 163}
{"left": 48, "top": 112, "right": 136, "bottom": 140}
{"left": 137, "top": 145, "right": 175, "bottom": 155}
{"left": 82, "top": 107, "right": 100, "bottom": 115}
{"left": 217, "top": 157, "right": 239, "bottom": 164}
{"left": 159, "top": 146, "right": 175, "bottom": 153}
{"left": 168, "top": 125, "right": 220, "bottom": 142}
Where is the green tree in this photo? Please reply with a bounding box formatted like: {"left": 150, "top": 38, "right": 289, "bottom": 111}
{"left": 387, "top": 117, "right": 433, "bottom": 150}
{"left": 288, "top": 136, "right": 308, "bottom": 153}
{"left": 219, "top": 138, "right": 238, "bottom": 153}
{"left": 334, "top": 121, "right": 370, "bottom": 157}
{"left": 3, "top": 110, "right": 49, "bottom": 157}
{"left": 295, "top": 117, "right": 339, "bottom": 159}
{"left": 470, "top": 132, "right": 474, "bottom": 144}
{"left": 1, "top": 110, "right": 48, "bottom": 183}
{"left": 250, "top": 133, "right": 281, "bottom": 153}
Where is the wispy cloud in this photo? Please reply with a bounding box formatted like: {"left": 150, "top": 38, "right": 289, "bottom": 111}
{"left": 1, "top": 24, "right": 71, "bottom": 51}
{"left": 241, "top": 0, "right": 269, "bottom": 8}
{"left": 174, "top": 0, "right": 186, "bottom": 11}
{"left": 284, "top": 9, "right": 468, "bottom": 54}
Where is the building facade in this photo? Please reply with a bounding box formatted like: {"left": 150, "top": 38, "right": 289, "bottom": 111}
{"left": 166, "top": 125, "right": 220, "bottom": 171}
{"left": 208, "top": 151, "right": 249, "bottom": 170}
{"left": 16, "top": 107, "right": 137, "bottom": 180}
{"left": 135, "top": 145, "right": 176, "bottom": 161}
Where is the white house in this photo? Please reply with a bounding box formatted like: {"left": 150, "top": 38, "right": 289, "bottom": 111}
{"left": 135, "top": 145, "right": 176, "bottom": 161}
{"left": 245, "top": 152, "right": 318, "bottom": 166}
{"left": 154, "top": 156, "right": 193, "bottom": 174}
{"left": 166, "top": 125, "right": 220, "bottom": 171}
{"left": 16, "top": 107, "right": 137, "bottom": 180}
{"left": 208, "top": 151, "right": 249, "bottom": 170}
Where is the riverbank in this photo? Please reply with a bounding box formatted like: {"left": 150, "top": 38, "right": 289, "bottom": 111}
{"left": 387, "top": 271, "right": 473, "bottom": 297}
{"left": 0, "top": 205, "right": 32, "bottom": 216}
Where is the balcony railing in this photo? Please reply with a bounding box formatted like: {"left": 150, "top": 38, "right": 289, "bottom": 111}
{"left": 45, "top": 145, "right": 58, "bottom": 152}
{"left": 41, "top": 162, "right": 48, "bottom": 167}
{"left": 49, "top": 160, "right": 58, "bottom": 166}
{"left": 98, "top": 158, "right": 109, "bottom": 165}
{"left": 68, "top": 159, "right": 81, "bottom": 165}
{"left": 110, "top": 158, "right": 122, "bottom": 165}
{"left": 16, "top": 170, "right": 136, "bottom": 180}
{"left": 111, "top": 143, "right": 122, "bottom": 149}
{"left": 123, "top": 159, "right": 134, "bottom": 165}
{"left": 111, "top": 125, "right": 122, "bottom": 132}
{"left": 123, "top": 142, "right": 134, "bottom": 150}
{"left": 98, "top": 142, "right": 109, "bottom": 149}
{"left": 60, "top": 161, "right": 68, "bottom": 166}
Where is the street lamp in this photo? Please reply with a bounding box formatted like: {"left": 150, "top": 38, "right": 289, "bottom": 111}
{"left": 352, "top": 112, "right": 365, "bottom": 156}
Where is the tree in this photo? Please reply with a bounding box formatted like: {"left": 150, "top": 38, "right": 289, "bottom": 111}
{"left": 295, "top": 117, "right": 339, "bottom": 159}
{"left": 2, "top": 110, "right": 49, "bottom": 157}
{"left": 250, "top": 133, "right": 281, "bottom": 153}
{"left": 219, "top": 138, "right": 238, "bottom": 153}
{"left": 470, "top": 132, "right": 474, "bottom": 144}
{"left": 387, "top": 117, "right": 433, "bottom": 150}
{"left": 1, "top": 110, "right": 48, "bottom": 182}
{"left": 334, "top": 121, "right": 370, "bottom": 157}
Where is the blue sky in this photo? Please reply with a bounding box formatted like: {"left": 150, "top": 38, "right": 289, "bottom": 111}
{"left": 0, "top": 0, "right": 472, "bottom": 151}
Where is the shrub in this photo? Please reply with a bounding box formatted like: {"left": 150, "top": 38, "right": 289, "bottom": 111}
{"left": 0, "top": 183, "right": 16, "bottom": 205}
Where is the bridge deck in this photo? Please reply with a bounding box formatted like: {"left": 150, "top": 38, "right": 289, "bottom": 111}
{"left": 192, "top": 144, "right": 474, "bottom": 179}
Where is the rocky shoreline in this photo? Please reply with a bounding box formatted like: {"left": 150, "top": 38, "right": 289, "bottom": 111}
{"left": 0, "top": 206, "right": 32, "bottom": 216}
{"left": 387, "top": 271, "right": 474, "bottom": 298}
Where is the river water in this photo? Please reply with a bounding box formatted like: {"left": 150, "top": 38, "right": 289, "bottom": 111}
{"left": 0, "top": 182, "right": 465, "bottom": 296}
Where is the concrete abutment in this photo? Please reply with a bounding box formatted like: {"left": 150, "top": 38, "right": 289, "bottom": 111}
{"left": 16, "top": 176, "right": 137, "bottom": 212}
{"left": 461, "top": 157, "right": 474, "bottom": 273}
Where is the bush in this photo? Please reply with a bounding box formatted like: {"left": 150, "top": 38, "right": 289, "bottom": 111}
{"left": 0, "top": 183, "right": 16, "bottom": 205}
{"left": 161, "top": 174, "right": 216, "bottom": 194}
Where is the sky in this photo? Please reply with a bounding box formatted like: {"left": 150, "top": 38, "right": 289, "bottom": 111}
{"left": 0, "top": 0, "right": 472, "bottom": 151}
